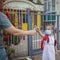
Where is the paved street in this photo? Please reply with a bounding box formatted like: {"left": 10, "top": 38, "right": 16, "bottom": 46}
{"left": 15, "top": 51, "right": 60, "bottom": 60}
{"left": 33, "top": 52, "right": 60, "bottom": 60}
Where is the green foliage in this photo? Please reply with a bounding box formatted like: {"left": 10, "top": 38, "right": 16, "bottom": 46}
{"left": 37, "top": 0, "right": 42, "bottom": 4}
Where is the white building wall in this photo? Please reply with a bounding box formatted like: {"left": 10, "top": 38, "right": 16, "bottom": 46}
{"left": 55, "top": 0, "right": 60, "bottom": 30}
{"left": 44, "top": 0, "right": 55, "bottom": 13}
{"left": 56, "top": 0, "right": 60, "bottom": 14}
{"left": 4, "top": 0, "right": 44, "bottom": 11}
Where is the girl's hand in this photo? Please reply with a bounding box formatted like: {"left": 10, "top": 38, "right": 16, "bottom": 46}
{"left": 35, "top": 27, "right": 40, "bottom": 32}
{"left": 34, "top": 25, "right": 45, "bottom": 37}
{"left": 55, "top": 50, "right": 60, "bottom": 56}
{"left": 55, "top": 51, "right": 58, "bottom": 56}
{"left": 34, "top": 25, "right": 40, "bottom": 32}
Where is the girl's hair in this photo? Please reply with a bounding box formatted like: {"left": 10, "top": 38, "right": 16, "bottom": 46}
{"left": 46, "top": 24, "right": 54, "bottom": 30}
{"left": 46, "top": 24, "right": 55, "bottom": 43}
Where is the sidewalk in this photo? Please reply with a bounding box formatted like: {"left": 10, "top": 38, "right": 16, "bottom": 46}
{"left": 15, "top": 51, "right": 60, "bottom": 60}
{"left": 16, "top": 52, "right": 60, "bottom": 60}
{"left": 33, "top": 52, "right": 60, "bottom": 60}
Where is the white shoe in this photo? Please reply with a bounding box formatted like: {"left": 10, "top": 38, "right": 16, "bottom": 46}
{"left": 26, "top": 57, "right": 32, "bottom": 60}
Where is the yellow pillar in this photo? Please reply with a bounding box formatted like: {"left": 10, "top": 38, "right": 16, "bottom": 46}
{"left": 37, "top": 12, "right": 41, "bottom": 28}
{"left": 32, "top": 12, "right": 34, "bottom": 29}
{"left": 22, "top": 11, "right": 28, "bottom": 30}
{"left": 15, "top": 12, "right": 18, "bottom": 28}
{"left": 22, "top": 23, "right": 28, "bottom": 30}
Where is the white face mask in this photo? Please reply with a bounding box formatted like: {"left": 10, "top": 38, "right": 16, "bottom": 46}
{"left": 45, "top": 30, "right": 52, "bottom": 35}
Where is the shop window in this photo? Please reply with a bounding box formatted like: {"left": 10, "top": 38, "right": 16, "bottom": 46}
{"left": 23, "top": 14, "right": 28, "bottom": 23}
{"left": 29, "top": 0, "right": 42, "bottom": 4}
{"left": 43, "top": 12, "right": 56, "bottom": 21}
{"left": 52, "top": 0, "right": 55, "bottom": 11}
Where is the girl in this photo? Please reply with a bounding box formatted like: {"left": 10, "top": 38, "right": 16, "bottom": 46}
{"left": 36, "top": 24, "right": 58, "bottom": 60}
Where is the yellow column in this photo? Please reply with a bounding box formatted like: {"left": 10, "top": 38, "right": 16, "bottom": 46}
{"left": 37, "top": 12, "right": 41, "bottom": 28}
{"left": 22, "top": 23, "right": 28, "bottom": 30}
{"left": 22, "top": 11, "right": 28, "bottom": 30}
{"left": 32, "top": 12, "right": 34, "bottom": 29}
{"left": 14, "top": 11, "right": 18, "bottom": 28}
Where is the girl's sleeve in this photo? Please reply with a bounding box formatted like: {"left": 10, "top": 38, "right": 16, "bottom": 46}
{"left": 54, "top": 40, "right": 57, "bottom": 46}
{"left": 43, "top": 35, "right": 48, "bottom": 41}
{"left": 40, "top": 35, "right": 48, "bottom": 50}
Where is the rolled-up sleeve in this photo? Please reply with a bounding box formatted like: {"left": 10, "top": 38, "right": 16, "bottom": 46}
{"left": 0, "top": 12, "right": 12, "bottom": 29}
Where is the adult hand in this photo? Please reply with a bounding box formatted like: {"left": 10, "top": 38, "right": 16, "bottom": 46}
{"left": 35, "top": 26, "right": 40, "bottom": 32}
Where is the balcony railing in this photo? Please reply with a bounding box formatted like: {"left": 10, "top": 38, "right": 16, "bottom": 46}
{"left": 29, "top": 0, "right": 43, "bottom": 5}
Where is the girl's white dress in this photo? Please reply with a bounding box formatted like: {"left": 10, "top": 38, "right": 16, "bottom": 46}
{"left": 42, "top": 36, "right": 55, "bottom": 60}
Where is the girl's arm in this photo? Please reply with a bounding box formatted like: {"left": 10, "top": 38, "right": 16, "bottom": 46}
{"left": 37, "top": 30, "right": 45, "bottom": 37}
{"left": 54, "top": 40, "right": 58, "bottom": 55}
{"left": 5, "top": 25, "right": 36, "bottom": 36}
{"left": 54, "top": 46, "right": 58, "bottom": 55}
{"left": 35, "top": 27, "right": 45, "bottom": 37}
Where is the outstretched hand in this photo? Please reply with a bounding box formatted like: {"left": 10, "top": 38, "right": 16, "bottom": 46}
{"left": 34, "top": 26, "right": 40, "bottom": 32}
{"left": 34, "top": 25, "right": 45, "bottom": 37}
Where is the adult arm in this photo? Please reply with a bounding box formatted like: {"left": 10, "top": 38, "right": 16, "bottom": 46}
{"left": 5, "top": 25, "right": 36, "bottom": 36}
{"left": 0, "top": 12, "right": 36, "bottom": 36}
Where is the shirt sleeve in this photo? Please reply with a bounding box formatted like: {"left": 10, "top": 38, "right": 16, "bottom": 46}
{"left": 54, "top": 40, "right": 57, "bottom": 46}
{"left": 43, "top": 35, "right": 48, "bottom": 41}
{"left": 0, "top": 12, "right": 12, "bottom": 29}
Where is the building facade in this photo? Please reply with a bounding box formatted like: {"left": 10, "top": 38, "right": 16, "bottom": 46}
{"left": 3, "top": 0, "right": 44, "bottom": 56}
{"left": 43, "top": 0, "right": 56, "bottom": 25}
{"left": 4, "top": 0, "right": 44, "bottom": 30}
{"left": 55, "top": 0, "right": 60, "bottom": 14}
